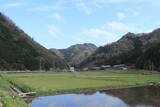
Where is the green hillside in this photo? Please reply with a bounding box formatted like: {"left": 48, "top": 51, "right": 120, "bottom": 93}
{"left": 80, "top": 29, "right": 160, "bottom": 71}
{"left": 0, "top": 13, "right": 68, "bottom": 71}
{"left": 137, "top": 43, "right": 160, "bottom": 70}
{"left": 51, "top": 43, "right": 97, "bottom": 66}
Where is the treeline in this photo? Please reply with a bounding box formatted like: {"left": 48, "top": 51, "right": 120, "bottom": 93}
{"left": 81, "top": 42, "right": 160, "bottom": 71}
{"left": 0, "top": 12, "right": 68, "bottom": 71}
{"left": 0, "top": 16, "right": 49, "bottom": 70}
{"left": 80, "top": 30, "right": 160, "bottom": 71}
{"left": 80, "top": 36, "right": 143, "bottom": 67}
{"left": 136, "top": 43, "right": 160, "bottom": 71}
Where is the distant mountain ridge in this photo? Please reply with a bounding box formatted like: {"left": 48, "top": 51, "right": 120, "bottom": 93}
{"left": 80, "top": 28, "right": 160, "bottom": 71}
{"left": 0, "top": 12, "right": 68, "bottom": 70}
{"left": 50, "top": 43, "right": 97, "bottom": 66}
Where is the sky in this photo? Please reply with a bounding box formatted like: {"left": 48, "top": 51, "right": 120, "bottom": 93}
{"left": 0, "top": 0, "right": 160, "bottom": 49}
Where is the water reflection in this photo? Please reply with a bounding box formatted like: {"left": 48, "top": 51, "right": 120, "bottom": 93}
{"left": 30, "top": 86, "right": 160, "bottom": 107}
{"left": 102, "top": 86, "right": 160, "bottom": 107}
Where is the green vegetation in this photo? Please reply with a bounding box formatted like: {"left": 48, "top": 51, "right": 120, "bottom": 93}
{"left": 0, "top": 92, "right": 29, "bottom": 107}
{"left": 0, "top": 75, "right": 30, "bottom": 107}
{"left": 1, "top": 70, "right": 160, "bottom": 106}
{"left": 137, "top": 42, "right": 160, "bottom": 70}
{"left": 80, "top": 34, "right": 143, "bottom": 67}
{"left": 0, "top": 14, "right": 40, "bottom": 70}
{"left": 3, "top": 70, "right": 160, "bottom": 96}
{"left": 0, "top": 12, "right": 68, "bottom": 70}
{"left": 0, "top": 76, "right": 10, "bottom": 91}
{"left": 80, "top": 29, "right": 160, "bottom": 71}
{"left": 51, "top": 43, "right": 97, "bottom": 66}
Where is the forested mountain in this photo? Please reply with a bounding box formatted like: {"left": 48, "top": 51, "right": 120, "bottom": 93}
{"left": 136, "top": 42, "right": 160, "bottom": 70}
{"left": 80, "top": 28, "right": 160, "bottom": 71}
{"left": 0, "top": 13, "right": 68, "bottom": 71}
{"left": 50, "top": 43, "right": 97, "bottom": 66}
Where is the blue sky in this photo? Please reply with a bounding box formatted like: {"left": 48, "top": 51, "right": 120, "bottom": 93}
{"left": 0, "top": 0, "right": 160, "bottom": 49}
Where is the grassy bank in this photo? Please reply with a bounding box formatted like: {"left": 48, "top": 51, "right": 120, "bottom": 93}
{"left": 0, "top": 75, "right": 30, "bottom": 107}
{"left": 3, "top": 70, "right": 160, "bottom": 96}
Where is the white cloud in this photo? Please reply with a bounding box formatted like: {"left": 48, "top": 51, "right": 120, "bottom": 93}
{"left": 116, "top": 12, "right": 126, "bottom": 20}
{"left": 94, "top": 4, "right": 104, "bottom": 8}
{"left": 48, "top": 25, "right": 60, "bottom": 38}
{"left": 50, "top": 13, "right": 62, "bottom": 21}
{"left": 99, "top": 0, "right": 129, "bottom": 2}
{"left": 29, "top": 0, "right": 68, "bottom": 12}
{"left": 144, "top": 29, "right": 153, "bottom": 33}
{"left": 83, "top": 28, "right": 117, "bottom": 43}
{"left": 76, "top": 0, "right": 92, "bottom": 15}
{"left": 77, "top": 21, "right": 142, "bottom": 45}
{"left": 132, "top": 11, "right": 140, "bottom": 16}
{"left": 2, "top": 2, "right": 26, "bottom": 9}
{"left": 30, "top": 5, "right": 62, "bottom": 12}
{"left": 94, "top": 0, "right": 144, "bottom": 3}
{"left": 92, "top": 0, "right": 129, "bottom": 4}
{"left": 106, "top": 21, "right": 140, "bottom": 33}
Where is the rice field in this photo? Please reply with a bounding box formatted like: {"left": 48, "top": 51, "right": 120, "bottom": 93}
{"left": 3, "top": 70, "right": 160, "bottom": 95}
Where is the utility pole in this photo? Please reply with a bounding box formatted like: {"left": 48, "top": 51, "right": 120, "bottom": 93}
{"left": 39, "top": 58, "right": 42, "bottom": 71}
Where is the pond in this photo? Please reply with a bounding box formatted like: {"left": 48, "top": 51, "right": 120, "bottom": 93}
{"left": 30, "top": 86, "right": 160, "bottom": 107}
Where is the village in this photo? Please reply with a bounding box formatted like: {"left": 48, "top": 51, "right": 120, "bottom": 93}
{"left": 70, "top": 64, "right": 136, "bottom": 72}
{"left": 0, "top": 64, "right": 136, "bottom": 73}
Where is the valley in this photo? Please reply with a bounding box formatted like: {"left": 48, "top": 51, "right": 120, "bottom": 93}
{"left": 1, "top": 70, "right": 160, "bottom": 107}
{"left": 0, "top": 0, "right": 160, "bottom": 106}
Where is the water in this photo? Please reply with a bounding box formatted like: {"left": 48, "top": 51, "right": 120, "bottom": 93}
{"left": 30, "top": 86, "right": 160, "bottom": 107}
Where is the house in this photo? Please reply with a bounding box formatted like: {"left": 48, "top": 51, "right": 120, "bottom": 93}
{"left": 70, "top": 67, "right": 75, "bottom": 72}
{"left": 83, "top": 68, "right": 89, "bottom": 71}
{"left": 120, "top": 67, "right": 128, "bottom": 70}
{"left": 101, "top": 65, "right": 111, "bottom": 70}
{"left": 113, "top": 64, "right": 125, "bottom": 68}
{"left": 113, "top": 64, "right": 128, "bottom": 70}
{"left": 90, "top": 67, "right": 101, "bottom": 70}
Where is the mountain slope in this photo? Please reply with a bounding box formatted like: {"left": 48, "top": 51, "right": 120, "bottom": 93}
{"left": 136, "top": 42, "right": 160, "bottom": 70}
{"left": 50, "top": 43, "right": 97, "bottom": 66}
{"left": 80, "top": 28, "right": 160, "bottom": 70}
{"left": 0, "top": 13, "right": 68, "bottom": 70}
